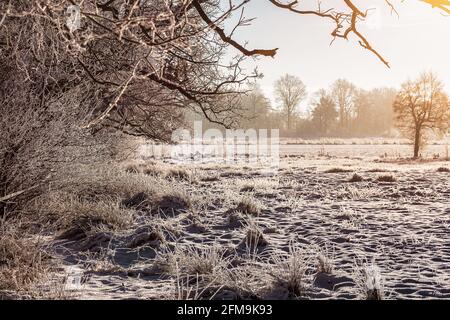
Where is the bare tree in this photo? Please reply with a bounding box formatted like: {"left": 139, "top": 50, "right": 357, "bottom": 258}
{"left": 394, "top": 72, "right": 449, "bottom": 158}
{"left": 274, "top": 74, "right": 307, "bottom": 131}
{"left": 331, "top": 79, "right": 357, "bottom": 133}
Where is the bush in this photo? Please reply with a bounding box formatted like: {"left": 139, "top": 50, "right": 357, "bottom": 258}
{"left": 0, "top": 221, "right": 52, "bottom": 296}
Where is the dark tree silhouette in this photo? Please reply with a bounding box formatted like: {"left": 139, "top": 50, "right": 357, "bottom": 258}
{"left": 311, "top": 91, "right": 338, "bottom": 136}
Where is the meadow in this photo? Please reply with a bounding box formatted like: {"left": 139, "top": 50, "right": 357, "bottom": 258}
{"left": 3, "top": 141, "right": 448, "bottom": 300}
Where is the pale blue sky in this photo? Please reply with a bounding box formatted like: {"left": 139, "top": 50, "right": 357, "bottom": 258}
{"left": 224, "top": 0, "right": 450, "bottom": 110}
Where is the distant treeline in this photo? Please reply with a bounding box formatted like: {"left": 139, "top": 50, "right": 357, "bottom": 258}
{"left": 195, "top": 77, "right": 398, "bottom": 138}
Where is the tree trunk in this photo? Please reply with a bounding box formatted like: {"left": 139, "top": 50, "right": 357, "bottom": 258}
{"left": 287, "top": 112, "right": 291, "bottom": 131}
{"left": 339, "top": 105, "right": 344, "bottom": 129}
{"left": 413, "top": 128, "right": 421, "bottom": 158}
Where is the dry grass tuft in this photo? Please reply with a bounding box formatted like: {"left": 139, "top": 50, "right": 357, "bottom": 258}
{"left": 334, "top": 208, "right": 361, "bottom": 223}
{"left": 269, "top": 245, "right": 310, "bottom": 298}
{"left": 37, "top": 193, "right": 133, "bottom": 240}
{"left": 325, "top": 168, "right": 353, "bottom": 173}
{"left": 124, "top": 163, "right": 141, "bottom": 174}
{"left": 153, "top": 244, "right": 231, "bottom": 298}
{"left": 237, "top": 179, "right": 279, "bottom": 193}
{"left": 0, "top": 221, "right": 52, "bottom": 296}
{"left": 376, "top": 174, "right": 397, "bottom": 183}
{"left": 179, "top": 245, "right": 230, "bottom": 276}
{"left": 317, "top": 253, "right": 334, "bottom": 274}
{"left": 341, "top": 185, "right": 382, "bottom": 200}
{"left": 355, "top": 263, "right": 385, "bottom": 300}
{"left": 218, "top": 265, "right": 264, "bottom": 300}
{"left": 165, "top": 167, "right": 192, "bottom": 181}
{"left": 152, "top": 191, "right": 192, "bottom": 216}
{"left": 124, "top": 161, "right": 164, "bottom": 176}
{"left": 234, "top": 197, "right": 262, "bottom": 217}
{"left": 174, "top": 274, "right": 222, "bottom": 300}
{"left": 366, "top": 168, "right": 390, "bottom": 173}
{"left": 348, "top": 173, "right": 364, "bottom": 182}
{"left": 58, "top": 164, "right": 163, "bottom": 199}
{"left": 242, "top": 223, "right": 268, "bottom": 248}
{"left": 151, "top": 249, "right": 178, "bottom": 275}
{"left": 116, "top": 183, "right": 192, "bottom": 217}
{"left": 200, "top": 175, "right": 220, "bottom": 182}
{"left": 124, "top": 162, "right": 193, "bottom": 181}
{"left": 142, "top": 164, "right": 165, "bottom": 177}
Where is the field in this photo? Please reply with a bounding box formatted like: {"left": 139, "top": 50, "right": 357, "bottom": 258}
{"left": 2, "top": 0, "right": 450, "bottom": 304}
{"left": 2, "top": 143, "right": 449, "bottom": 300}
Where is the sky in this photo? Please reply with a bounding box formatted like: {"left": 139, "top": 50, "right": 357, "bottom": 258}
{"left": 224, "top": 0, "right": 450, "bottom": 110}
